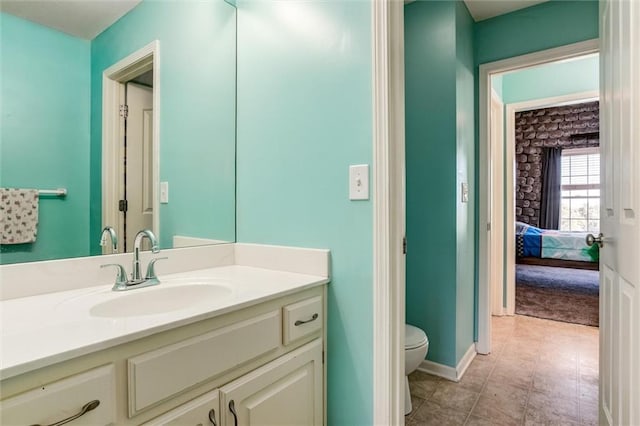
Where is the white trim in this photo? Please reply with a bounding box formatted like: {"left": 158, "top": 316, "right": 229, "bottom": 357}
{"left": 503, "top": 90, "right": 598, "bottom": 315}
{"left": 372, "top": 1, "right": 405, "bottom": 425}
{"left": 478, "top": 39, "right": 599, "bottom": 354}
{"left": 102, "top": 40, "right": 160, "bottom": 248}
{"left": 505, "top": 104, "right": 516, "bottom": 316}
{"left": 418, "top": 360, "right": 457, "bottom": 381}
{"left": 417, "top": 344, "right": 476, "bottom": 382}
{"left": 505, "top": 90, "right": 599, "bottom": 113}
{"left": 490, "top": 90, "right": 505, "bottom": 317}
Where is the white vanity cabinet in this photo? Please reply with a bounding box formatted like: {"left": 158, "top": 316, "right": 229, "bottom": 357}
{"left": 145, "top": 339, "right": 322, "bottom": 426}
{"left": 219, "top": 339, "right": 323, "bottom": 426}
{"left": 0, "top": 285, "right": 326, "bottom": 426}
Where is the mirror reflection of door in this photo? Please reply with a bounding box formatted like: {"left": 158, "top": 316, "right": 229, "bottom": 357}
{"left": 123, "top": 76, "right": 153, "bottom": 252}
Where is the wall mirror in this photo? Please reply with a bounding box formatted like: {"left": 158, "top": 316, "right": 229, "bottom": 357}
{"left": 0, "top": 0, "right": 237, "bottom": 264}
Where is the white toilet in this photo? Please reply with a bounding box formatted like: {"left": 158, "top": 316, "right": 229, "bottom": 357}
{"left": 404, "top": 323, "right": 429, "bottom": 415}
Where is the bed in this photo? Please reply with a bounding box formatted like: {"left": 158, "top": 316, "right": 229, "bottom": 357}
{"left": 516, "top": 222, "right": 599, "bottom": 270}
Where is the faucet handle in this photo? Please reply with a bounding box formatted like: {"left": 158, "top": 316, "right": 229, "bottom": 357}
{"left": 145, "top": 257, "right": 168, "bottom": 281}
{"left": 101, "top": 263, "right": 128, "bottom": 289}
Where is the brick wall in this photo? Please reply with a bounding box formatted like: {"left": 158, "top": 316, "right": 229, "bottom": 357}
{"left": 515, "top": 101, "right": 599, "bottom": 227}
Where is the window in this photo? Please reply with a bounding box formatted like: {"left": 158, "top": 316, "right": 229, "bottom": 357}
{"left": 560, "top": 147, "right": 600, "bottom": 232}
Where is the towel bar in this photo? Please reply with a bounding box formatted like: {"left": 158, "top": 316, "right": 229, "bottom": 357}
{"left": 38, "top": 188, "right": 67, "bottom": 197}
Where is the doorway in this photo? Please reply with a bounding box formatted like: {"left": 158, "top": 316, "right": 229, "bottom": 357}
{"left": 497, "top": 84, "right": 601, "bottom": 326}
{"left": 477, "top": 39, "right": 599, "bottom": 354}
{"left": 476, "top": 41, "right": 602, "bottom": 426}
{"left": 101, "top": 41, "right": 160, "bottom": 254}
{"left": 123, "top": 77, "right": 154, "bottom": 252}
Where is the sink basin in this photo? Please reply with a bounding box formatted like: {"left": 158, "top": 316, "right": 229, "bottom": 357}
{"left": 90, "top": 283, "right": 232, "bottom": 318}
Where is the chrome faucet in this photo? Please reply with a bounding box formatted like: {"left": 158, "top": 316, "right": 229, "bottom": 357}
{"left": 99, "top": 226, "right": 118, "bottom": 253}
{"left": 101, "top": 228, "right": 166, "bottom": 291}
{"left": 131, "top": 229, "right": 160, "bottom": 282}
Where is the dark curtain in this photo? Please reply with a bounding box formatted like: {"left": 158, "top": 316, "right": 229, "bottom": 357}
{"left": 540, "top": 147, "right": 562, "bottom": 230}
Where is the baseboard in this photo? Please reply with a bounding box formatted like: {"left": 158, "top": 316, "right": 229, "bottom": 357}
{"left": 492, "top": 306, "right": 507, "bottom": 316}
{"left": 417, "top": 344, "right": 477, "bottom": 382}
{"left": 456, "top": 344, "right": 477, "bottom": 379}
{"left": 417, "top": 360, "right": 458, "bottom": 381}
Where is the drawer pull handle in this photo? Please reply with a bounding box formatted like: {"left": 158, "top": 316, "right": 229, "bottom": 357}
{"left": 30, "top": 399, "right": 100, "bottom": 426}
{"left": 294, "top": 313, "right": 319, "bottom": 326}
{"left": 229, "top": 400, "right": 239, "bottom": 426}
{"left": 208, "top": 408, "right": 217, "bottom": 426}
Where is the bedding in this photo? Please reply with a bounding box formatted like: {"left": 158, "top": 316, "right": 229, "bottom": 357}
{"left": 516, "top": 222, "right": 599, "bottom": 263}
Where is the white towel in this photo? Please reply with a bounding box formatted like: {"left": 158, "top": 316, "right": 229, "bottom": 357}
{"left": 0, "top": 188, "right": 39, "bottom": 244}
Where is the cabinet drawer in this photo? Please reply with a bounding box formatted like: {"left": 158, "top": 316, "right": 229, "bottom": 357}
{"left": 282, "top": 296, "right": 322, "bottom": 345}
{"left": 143, "top": 389, "right": 219, "bottom": 426}
{"left": 0, "top": 365, "right": 116, "bottom": 425}
{"left": 128, "top": 310, "right": 281, "bottom": 415}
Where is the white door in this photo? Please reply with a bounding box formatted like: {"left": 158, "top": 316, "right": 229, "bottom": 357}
{"left": 125, "top": 82, "right": 154, "bottom": 252}
{"left": 219, "top": 339, "right": 323, "bottom": 426}
{"left": 598, "top": 0, "right": 640, "bottom": 425}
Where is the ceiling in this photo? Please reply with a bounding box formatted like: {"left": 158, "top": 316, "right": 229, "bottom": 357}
{"left": 0, "top": 0, "right": 142, "bottom": 39}
{"left": 464, "top": 0, "right": 550, "bottom": 21}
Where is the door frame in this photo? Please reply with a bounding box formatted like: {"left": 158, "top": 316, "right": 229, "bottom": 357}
{"left": 477, "top": 39, "right": 599, "bottom": 354}
{"left": 102, "top": 41, "right": 160, "bottom": 250}
{"left": 502, "top": 91, "right": 599, "bottom": 315}
{"left": 490, "top": 89, "right": 505, "bottom": 316}
{"left": 372, "top": 0, "right": 406, "bottom": 424}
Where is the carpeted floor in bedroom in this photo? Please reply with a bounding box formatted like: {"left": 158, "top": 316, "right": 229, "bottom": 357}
{"left": 515, "top": 264, "right": 599, "bottom": 327}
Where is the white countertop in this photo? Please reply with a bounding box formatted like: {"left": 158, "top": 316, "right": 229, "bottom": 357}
{"left": 0, "top": 265, "right": 328, "bottom": 380}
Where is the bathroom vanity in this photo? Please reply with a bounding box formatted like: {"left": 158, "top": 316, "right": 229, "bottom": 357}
{"left": 0, "top": 244, "right": 329, "bottom": 425}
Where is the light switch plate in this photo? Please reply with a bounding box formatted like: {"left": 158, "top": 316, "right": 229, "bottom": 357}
{"left": 349, "top": 164, "right": 369, "bottom": 200}
{"left": 461, "top": 182, "right": 469, "bottom": 203}
{"left": 160, "top": 181, "right": 169, "bottom": 204}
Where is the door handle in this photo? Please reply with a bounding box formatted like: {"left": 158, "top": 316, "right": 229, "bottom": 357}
{"left": 229, "top": 400, "right": 238, "bottom": 426}
{"left": 30, "top": 400, "right": 100, "bottom": 426}
{"left": 586, "top": 233, "right": 604, "bottom": 248}
{"left": 294, "top": 313, "right": 319, "bottom": 326}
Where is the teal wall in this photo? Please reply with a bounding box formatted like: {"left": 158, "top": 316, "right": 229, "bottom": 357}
{"left": 235, "top": 1, "right": 373, "bottom": 424}
{"left": 491, "top": 74, "right": 503, "bottom": 99}
{"left": 454, "top": 1, "right": 476, "bottom": 363}
{"left": 90, "top": 0, "right": 236, "bottom": 251}
{"left": 405, "top": 0, "right": 457, "bottom": 368}
{"left": 405, "top": 0, "right": 475, "bottom": 368}
{"left": 0, "top": 13, "right": 91, "bottom": 264}
{"left": 502, "top": 54, "right": 599, "bottom": 104}
{"left": 475, "top": 0, "right": 599, "bottom": 65}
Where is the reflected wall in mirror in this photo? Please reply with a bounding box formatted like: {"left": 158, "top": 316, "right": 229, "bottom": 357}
{"left": 0, "top": 0, "right": 237, "bottom": 264}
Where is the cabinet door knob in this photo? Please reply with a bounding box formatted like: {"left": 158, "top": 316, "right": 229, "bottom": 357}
{"left": 30, "top": 399, "right": 100, "bottom": 426}
{"left": 208, "top": 408, "right": 217, "bottom": 426}
{"left": 229, "top": 400, "right": 239, "bottom": 426}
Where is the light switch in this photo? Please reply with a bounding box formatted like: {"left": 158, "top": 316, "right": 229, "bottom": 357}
{"left": 461, "top": 182, "right": 469, "bottom": 203}
{"left": 349, "top": 164, "right": 369, "bottom": 200}
{"left": 160, "top": 181, "right": 169, "bottom": 204}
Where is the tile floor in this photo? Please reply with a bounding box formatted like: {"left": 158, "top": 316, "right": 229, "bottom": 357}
{"left": 406, "top": 315, "right": 599, "bottom": 426}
